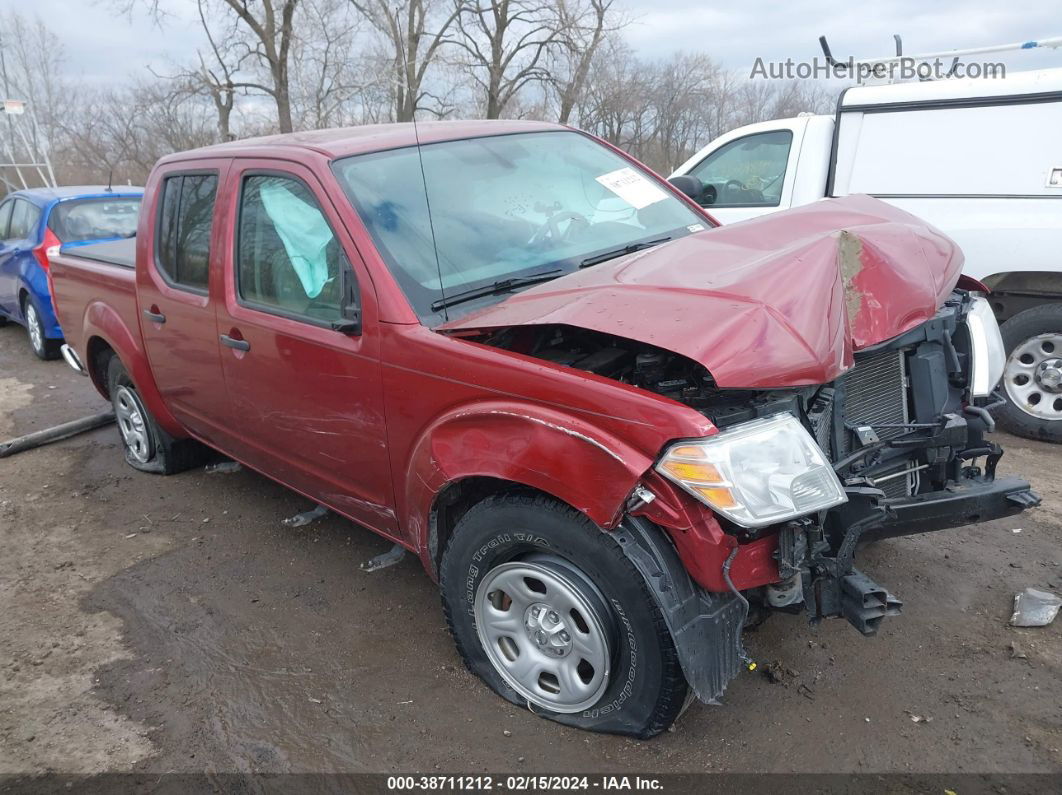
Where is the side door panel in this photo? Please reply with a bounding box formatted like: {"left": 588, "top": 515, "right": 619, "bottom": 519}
{"left": 137, "top": 160, "right": 232, "bottom": 446}
{"left": 214, "top": 159, "right": 396, "bottom": 537}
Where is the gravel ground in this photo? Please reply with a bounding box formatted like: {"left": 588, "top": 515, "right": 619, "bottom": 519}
{"left": 1, "top": 322, "right": 1060, "bottom": 776}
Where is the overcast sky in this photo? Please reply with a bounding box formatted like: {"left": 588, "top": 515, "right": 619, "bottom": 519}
{"left": 10, "top": 0, "right": 1062, "bottom": 88}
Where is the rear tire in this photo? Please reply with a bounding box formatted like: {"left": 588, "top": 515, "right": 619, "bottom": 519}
{"left": 23, "top": 295, "right": 61, "bottom": 360}
{"left": 106, "top": 357, "right": 209, "bottom": 474}
{"left": 997, "top": 304, "right": 1062, "bottom": 443}
{"left": 439, "top": 493, "right": 688, "bottom": 738}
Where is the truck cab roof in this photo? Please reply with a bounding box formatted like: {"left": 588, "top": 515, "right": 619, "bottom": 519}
{"left": 158, "top": 119, "right": 568, "bottom": 165}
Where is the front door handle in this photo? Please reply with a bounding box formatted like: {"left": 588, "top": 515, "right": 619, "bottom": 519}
{"left": 142, "top": 308, "right": 166, "bottom": 324}
{"left": 220, "top": 334, "right": 250, "bottom": 352}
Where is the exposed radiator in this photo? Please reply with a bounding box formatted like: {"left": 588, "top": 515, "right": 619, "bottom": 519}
{"left": 842, "top": 349, "right": 911, "bottom": 498}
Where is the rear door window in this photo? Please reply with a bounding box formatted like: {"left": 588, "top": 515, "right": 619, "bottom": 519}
{"left": 8, "top": 199, "right": 41, "bottom": 240}
{"left": 155, "top": 173, "right": 218, "bottom": 292}
{"left": 49, "top": 197, "right": 141, "bottom": 243}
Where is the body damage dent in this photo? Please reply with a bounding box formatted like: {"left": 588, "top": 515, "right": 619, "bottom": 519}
{"left": 439, "top": 195, "right": 964, "bottom": 389}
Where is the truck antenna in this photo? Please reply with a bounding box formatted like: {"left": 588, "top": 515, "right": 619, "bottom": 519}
{"left": 410, "top": 111, "right": 448, "bottom": 322}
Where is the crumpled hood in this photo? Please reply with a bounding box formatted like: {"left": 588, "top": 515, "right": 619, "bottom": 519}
{"left": 440, "top": 195, "right": 964, "bottom": 388}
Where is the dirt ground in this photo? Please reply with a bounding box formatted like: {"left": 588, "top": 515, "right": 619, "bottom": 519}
{"left": 1, "top": 322, "right": 1060, "bottom": 776}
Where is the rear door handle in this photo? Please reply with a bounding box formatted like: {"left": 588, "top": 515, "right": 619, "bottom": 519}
{"left": 142, "top": 308, "right": 166, "bottom": 324}
{"left": 220, "top": 334, "right": 250, "bottom": 352}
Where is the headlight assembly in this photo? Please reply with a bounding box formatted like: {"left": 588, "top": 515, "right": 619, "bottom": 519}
{"left": 655, "top": 413, "right": 847, "bottom": 529}
{"left": 966, "top": 296, "right": 1006, "bottom": 397}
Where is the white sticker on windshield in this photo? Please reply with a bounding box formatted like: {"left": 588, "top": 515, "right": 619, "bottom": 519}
{"left": 595, "top": 167, "right": 668, "bottom": 210}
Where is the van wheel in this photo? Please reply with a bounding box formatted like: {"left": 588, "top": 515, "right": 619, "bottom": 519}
{"left": 106, "top": 357, "right": 209, "bottom": 474}
{"left": 23, "top": 296, "right": 61, "bottom": 360}
{"left": 439, "top": 493, "right": 688, "bottom": 738}
{"left": 998, "top": 304, "right": 1062, "bottom": 443}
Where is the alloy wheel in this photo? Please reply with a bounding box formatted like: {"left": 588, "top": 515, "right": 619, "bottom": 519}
{"left": 25, "top": 303, "right": 43, "bottom": 355}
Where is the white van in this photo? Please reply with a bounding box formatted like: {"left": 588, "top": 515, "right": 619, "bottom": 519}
{"left": 670, "top": 67, "right": 1062, "bottom": 441}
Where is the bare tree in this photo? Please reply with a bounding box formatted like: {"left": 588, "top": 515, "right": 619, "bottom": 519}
{"left": 452, "top": 0, "right": 565, "bottom": 119}
{"left": 348, "top": 0, "right": 460, "bottom": 122}
{"left": 214, "top": 0, "right": 301, "bottom": 132}
{"left": 548, "top": 0, "right": 618, "bottom": 124}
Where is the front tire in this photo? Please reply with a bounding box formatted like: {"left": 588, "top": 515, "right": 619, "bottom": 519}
{"left": 998, "top": 304, "right": 1062, "bottom": 442}
{"left": 106, "top": 357, "right": 209, "bottom": 474}
{"left": 440, "top": 493, "right": 688, "bottom": 738}
{"left": 23, "top": 296, "right": 61, "bottom": 360}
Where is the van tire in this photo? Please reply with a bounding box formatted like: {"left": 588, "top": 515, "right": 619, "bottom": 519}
{"left": 439, "top": 493, "right": 688, "bottom": 738}
{"left": 997, "top": 304, "right": 1062, "bottom": 443}
{"left": 106, "top": 357, "right": 209, "bottom": 474}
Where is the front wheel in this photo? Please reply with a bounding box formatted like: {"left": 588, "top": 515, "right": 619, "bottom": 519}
{"left": 998, "top": 304, "right": 1062, "bottom": 442}
{"left": 440, "top": 493, "right": 688, "bottom": 738}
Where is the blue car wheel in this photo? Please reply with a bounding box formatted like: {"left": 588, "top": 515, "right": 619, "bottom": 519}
{"left": 23, "top": 294, "right": 61, "bottom": 360}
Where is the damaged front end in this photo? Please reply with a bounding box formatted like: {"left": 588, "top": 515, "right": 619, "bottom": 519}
{"left": 778, "top": 292, "right": 1039, "bottom": 633}
{"left": 439, "top": 197, "right": 1041, "bottom": 702}
{"left": 711, "top": 289, "right": 1041, "bottom": 634}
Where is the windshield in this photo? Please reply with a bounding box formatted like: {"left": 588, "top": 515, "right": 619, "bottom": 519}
{"left": 333, "top": 130, "right": 709, "bottom": 324}
{"left": 49, "top": 197, "right": 141, "bottom": 243}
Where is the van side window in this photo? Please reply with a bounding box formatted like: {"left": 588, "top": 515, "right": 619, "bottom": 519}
{"left": 8, "top": 199, "right": 41, "bottom": 240}
{"left": 156, "top": 173, "right": 218, "bottom": 291}
{"left": 688, "top": 130, "right": 793, "bottom": 208}
{"left": 236, "top": 174, "right": 346, "bottom": 323}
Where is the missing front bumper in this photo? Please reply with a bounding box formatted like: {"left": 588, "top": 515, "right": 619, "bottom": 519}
{"left": 779, "top": 474, "right": 1040, "bottom": 634}
{"left": 861, "top": 475, "right": 1040, "bottom": 541}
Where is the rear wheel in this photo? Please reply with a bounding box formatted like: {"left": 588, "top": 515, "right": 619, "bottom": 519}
{"left": 998, "top": 304, "right": 1062, "bottom": 442}
{"left": 23, "top": 296, "right": 61, "bottom": 360}
{"left": 106, "top": 357, "right": 209, "bottom": 474}
{"left": 440, "top": 493, "right": 688, "bottom": 738}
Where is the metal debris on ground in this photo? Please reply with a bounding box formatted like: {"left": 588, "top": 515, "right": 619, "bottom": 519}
{"left": 1009, "top": 588, "right": 1062, "bottom": 627}
{"left": 361, "top": 543, "right": 406, "bottom": 572}
{"left": 0, "top": 411, "right": 116, "bottom": 458}
{"left": 205, "top": 461, "right": 242, "bottom": 474}
{"left": 282, "top": 503, "right": 329, "bottom": 528}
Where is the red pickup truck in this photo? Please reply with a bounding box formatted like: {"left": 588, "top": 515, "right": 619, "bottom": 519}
{"left": 49, "top": 120, "right": 1038, "bottom": 737}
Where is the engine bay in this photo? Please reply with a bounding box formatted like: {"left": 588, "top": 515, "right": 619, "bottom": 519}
{"left": 473, "top": 324, "right": 806, "bottom": 428}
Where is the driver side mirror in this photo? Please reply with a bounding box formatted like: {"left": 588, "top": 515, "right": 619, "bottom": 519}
{"left": 331, "top": 258, "right": 362, "bottom": 336}
{"left": 668, "top": 175, "right": 704, "bottom": 201}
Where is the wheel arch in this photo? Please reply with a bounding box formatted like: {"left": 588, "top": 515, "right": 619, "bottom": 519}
{"left": 406, "top": 400, "right": 655, "bottom": 578}
{"left": 79, "top": 302, "right": 185, "bottom": 438}
{"left": 982, "top": 271, "right": 1062, "bottom": 323}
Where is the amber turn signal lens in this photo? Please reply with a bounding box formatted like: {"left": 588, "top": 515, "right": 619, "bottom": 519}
{"left": 692, "top": 486, "right": 738, "bottom": 508}
{"left": 659, "top": 459, "right": 725, "bottom": 483}
{"left": 668, "top": 445, "right": 707, "bottom": 459}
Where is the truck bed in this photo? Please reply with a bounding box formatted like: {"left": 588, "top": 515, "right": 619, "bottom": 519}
{"left": 49, "top": 238, "right": 140, "bottom": 360}
{"left": 62, "top": 237, "right": 136, "bottom": 269}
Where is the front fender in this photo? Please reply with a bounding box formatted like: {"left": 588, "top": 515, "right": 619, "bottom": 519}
{"left": 81, "top": 300, "right": 184, "bottom": 438}
{"left": 404, "top": 399, "right": 654, "bottom": 553}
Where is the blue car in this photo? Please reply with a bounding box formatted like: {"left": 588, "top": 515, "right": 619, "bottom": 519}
{"left": 0, "top": 186, "right": 143, "bottom": 359}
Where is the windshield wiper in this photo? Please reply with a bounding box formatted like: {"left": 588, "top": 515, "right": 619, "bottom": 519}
{"left": 580, "top": 236, "right": 671, "bottom": 269}
{"left": 431, "top": 269, "right": 564, "bottom": 312}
